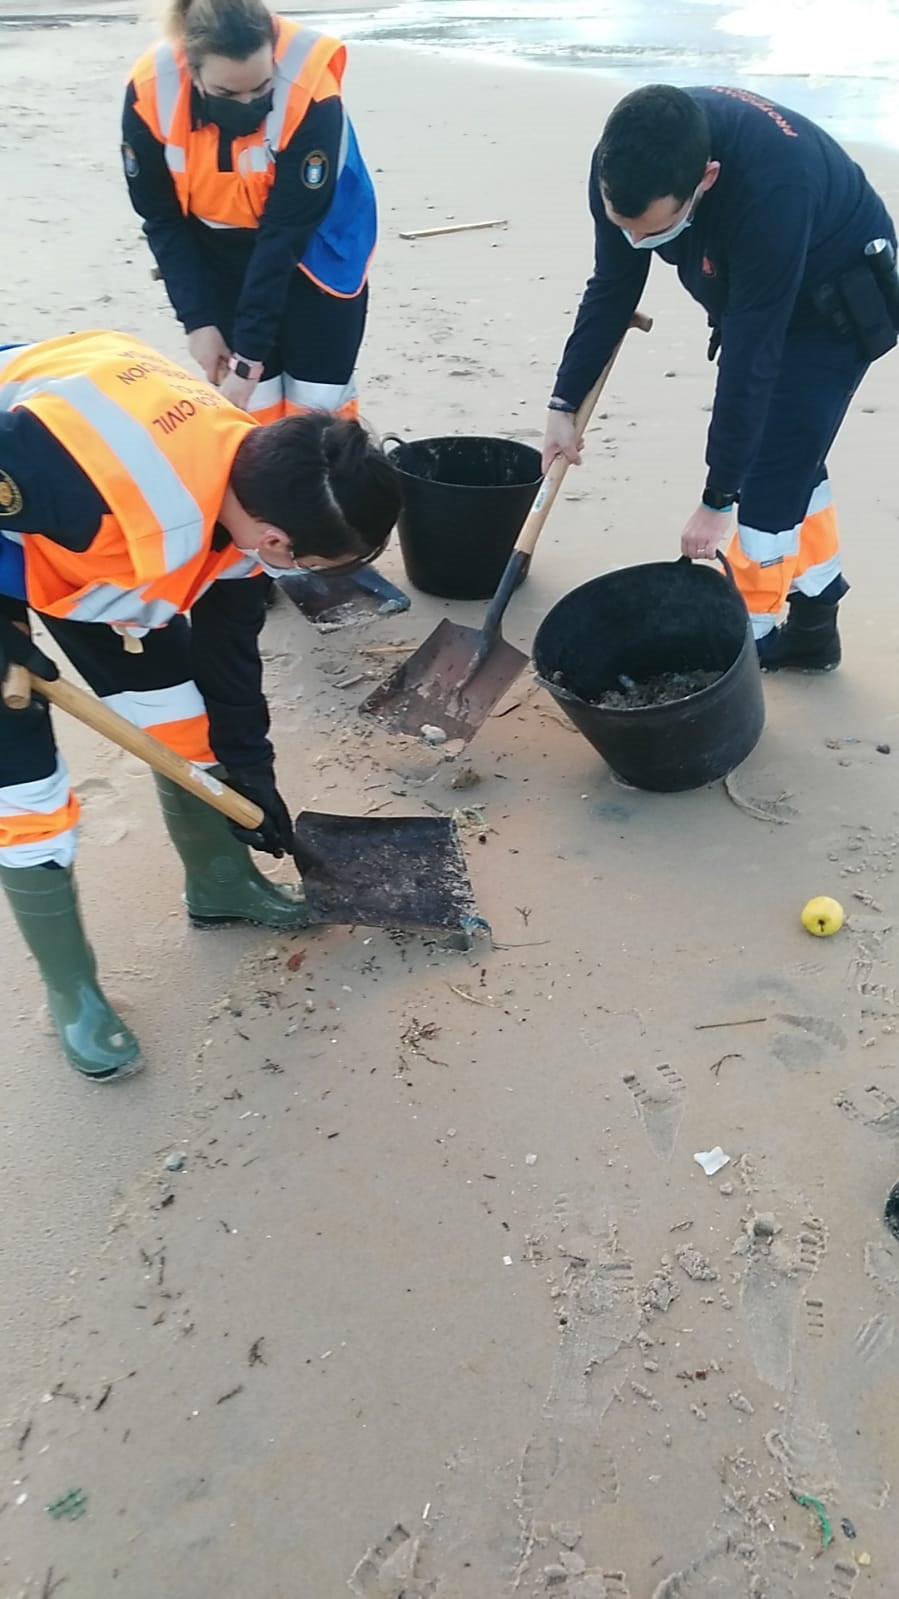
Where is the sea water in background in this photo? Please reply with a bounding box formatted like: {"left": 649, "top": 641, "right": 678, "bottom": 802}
{"left": 297, "top": 0, "right": 899, "bottom": 148}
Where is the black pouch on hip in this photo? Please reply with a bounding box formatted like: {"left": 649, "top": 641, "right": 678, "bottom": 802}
{"left": 814, "top": 247, "right": 898, "bottom": 360}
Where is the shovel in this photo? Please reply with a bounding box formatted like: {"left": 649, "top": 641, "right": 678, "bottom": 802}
{"left": 359, "top": 311, "right": 652, "bottom": 742}
{"left": 0, "top": 665, "right": 478, "bottom": 933}
{"left": 275, "top": 563, "right": 411, "bottom": 630}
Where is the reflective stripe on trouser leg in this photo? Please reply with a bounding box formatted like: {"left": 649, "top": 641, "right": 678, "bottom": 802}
{"left": 248, "top": 374, "right": 286, "bottom": 426}
{"left": 0, "top": 757, "right": 80, "bottom": 867}
{"left": 101, "top": 683, "right": 216, "bottom": 764}
{"left": 727, "top": 477, "right": 841, "bottom": 639}
{"left": 790, "top": 477, "right": 843, "bottom": 598}
{"left": 283, "top": 374, "right": 359, "bottom": 419}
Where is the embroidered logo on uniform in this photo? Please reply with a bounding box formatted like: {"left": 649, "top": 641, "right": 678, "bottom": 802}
{"left": 302, "top": 150, "right": 328, "bottom": 189}
{"left": 121, "top": 142, "right": 140, "bottom": 179}
{"left": 702, "top": 254, "right": 716, "bottom": 276}
{"left": 0, "top": 470, "right": 23, "bottom": 517}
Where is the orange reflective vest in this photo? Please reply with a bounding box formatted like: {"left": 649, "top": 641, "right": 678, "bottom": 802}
{"left": 0, "top": 332, "right": 260, "bottom": 628}
{"left": 129, "top": 18, "right": 375, "bottom": 297}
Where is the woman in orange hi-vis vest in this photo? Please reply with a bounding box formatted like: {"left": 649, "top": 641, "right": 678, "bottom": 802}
{"left": 0, "top": 331, "right": 401, "bottom": 1082}
{"left": 122, "top": 0, "right": 376, "bottom": 425}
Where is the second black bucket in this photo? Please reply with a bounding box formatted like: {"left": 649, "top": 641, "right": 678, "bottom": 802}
{"left": 385, "top": 435, "right": 543, "bottom": 600}
{"left": 533, "top": 557, "right": 765, "bottom": 792}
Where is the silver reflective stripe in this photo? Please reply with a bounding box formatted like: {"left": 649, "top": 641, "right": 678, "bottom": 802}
{"left": 0, "top": 528, "right": 23, "bottom": 546}
{"left": 244, "top": 146, "right": 269, "bottom": 173}
{"left": 248, "top": 376, "right": 284, "bottom": 415}
{"left": 217, "top": 555, "right": 262, "bottom": 582}
{"left": 0, "top": 344, "right": 36, "bottom": 412}
{"left": 166, "top": 146, "right": 187, "bottom": 174}
{"left": 153, "top": 40, "right": 182, "bottom": 138}
{"left": 195, "top": 215, "right": 240, "bottom": 229}
{"left": 265, "top": 27, "right": 321, "bottom": 150}
{"left": 3, "top": 372, "right": 205, "bottom": 570}
{"left": 66, "top": 588, "right": 181, "bottom": 627}
{"left": 337, "top": 106, "right": 348, "bottom": 174}
{"left": 284, "top": 375, "right": 357, "bottom": 411}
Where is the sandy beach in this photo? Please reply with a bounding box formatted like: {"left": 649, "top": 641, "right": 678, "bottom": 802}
{"left": 3, "top": 11, "right": 899, "bottom": 1597}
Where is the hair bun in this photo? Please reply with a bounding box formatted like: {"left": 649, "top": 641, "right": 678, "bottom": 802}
{"left": 322, "top": 417, "right": 367, "bottom": 475}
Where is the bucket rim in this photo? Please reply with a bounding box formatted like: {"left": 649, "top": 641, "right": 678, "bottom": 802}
{"left": 384, "top": 433, "right": 544, "bottom": 490}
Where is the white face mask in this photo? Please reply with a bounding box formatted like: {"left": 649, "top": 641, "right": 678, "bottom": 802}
{"left": 622, "top": 185, "right": 702, "bottom": 250}
{"left": 248, "top": 550, "right": 295, "bottom": 580}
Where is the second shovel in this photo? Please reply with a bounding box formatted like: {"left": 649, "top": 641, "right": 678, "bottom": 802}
{"left": 359, "top": 311, "right": 652, "bottom": 742}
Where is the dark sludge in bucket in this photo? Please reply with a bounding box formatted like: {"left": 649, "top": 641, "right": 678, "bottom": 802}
{"left": 578, "top": 668, "right": 724, "bottom": 711}
{"left": 532, "top": 561, "right": 766, "bottom": 792}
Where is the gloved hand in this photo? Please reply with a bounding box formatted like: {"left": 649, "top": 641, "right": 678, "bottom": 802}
{"left": 225, "top": 762, "right": 293, "bottom": 858}
{"left": 0, "top": 613, "right": 58, "bottom": 713}
{"left": 0, "top": 610, "right": 57, "bottom": 719}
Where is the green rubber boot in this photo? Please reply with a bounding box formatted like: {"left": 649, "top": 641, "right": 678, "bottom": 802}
{"left": 153, "top": 773, "right": 310, "bottom": 930}
{"left": 0, "top": 864, "right": 141, "bottom": 1080}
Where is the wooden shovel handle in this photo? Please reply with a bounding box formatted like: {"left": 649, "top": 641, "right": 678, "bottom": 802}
{"left": 515, "top": 309, "right": 653, "bottom": 561}
{"left": 2, "top": 668, "right": 265, "bottom": 831}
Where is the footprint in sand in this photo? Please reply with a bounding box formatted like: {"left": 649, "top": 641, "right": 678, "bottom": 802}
{"left": 828, "top": 1561, "right": 861, "bottom": 1599}
{"left": 769, "top": 1013, "right": 846, "bottom": 1070}
{"left": 650, "top": 1536, "right": 753, "bottom": 1599}
{"left": 834, "top": 1083, "right": 899, "bottom": 1135}
{"left": 348, "top": 1523, "right": 430, "bottom": 1598}
{"left": 853, "top": 1310, "right": 896, "bottom": 1365}
{"left": 511, "top": 1194, "right": 637, "bottom": 1588}
{"left": 621, "top": 1063, "right": 686, "bottom": 1158}
{"left": 739, "top": 1214, "right": 827, "bottom": 1390}
{"left": 762, "top": 1535, "right": 805, "bottom": 1599}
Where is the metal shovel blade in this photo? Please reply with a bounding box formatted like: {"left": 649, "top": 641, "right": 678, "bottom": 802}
{"left": 359, "top": 618, "right": 527, "bottom": 741}
{"left": 276, "top": 565, "right": 411, "bottom": 630}
{"left": 293, "top": 810, "right": 478, "bottom": 930}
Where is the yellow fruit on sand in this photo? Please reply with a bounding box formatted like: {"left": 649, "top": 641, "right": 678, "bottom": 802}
{"left": 801, "top": 896, "right": 844, "bottom": 937}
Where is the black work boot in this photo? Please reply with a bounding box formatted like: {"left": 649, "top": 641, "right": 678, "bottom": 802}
{"left": 756, "top": 592, "right": 842, "bottom": 673}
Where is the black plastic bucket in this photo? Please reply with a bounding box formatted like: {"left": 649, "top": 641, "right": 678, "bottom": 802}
{"left": 384, "top": 435, "right": 543, "bottom": 600}
{"left": 533, "top": 557, "right": 765, "bottom": 792}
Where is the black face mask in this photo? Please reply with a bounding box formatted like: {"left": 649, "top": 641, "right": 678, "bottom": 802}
{"left": 201, "top": 88, "right": 273, "bottom": 139}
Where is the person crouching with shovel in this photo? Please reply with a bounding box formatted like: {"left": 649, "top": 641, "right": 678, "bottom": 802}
{"left": 0, "top": 329, "right": 400, "bottom": 1081}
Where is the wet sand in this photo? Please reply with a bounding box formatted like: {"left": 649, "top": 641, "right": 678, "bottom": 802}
{"left": 2, "top": 16, "right": 899, "bottom": 1598}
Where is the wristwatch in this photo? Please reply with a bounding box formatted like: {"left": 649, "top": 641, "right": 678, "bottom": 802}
{"left": 228, "top": 354, "right": 264, "bottom": 383}
{"left": 702, "top": 486, "right": 737, "bottom": 513}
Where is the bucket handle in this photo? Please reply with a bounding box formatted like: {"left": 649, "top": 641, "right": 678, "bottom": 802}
{"left": 680, "top": 551, "right": 736, "bottom": 586}
{"left": 381, "top": 433, "right": 404, "bottom": 455}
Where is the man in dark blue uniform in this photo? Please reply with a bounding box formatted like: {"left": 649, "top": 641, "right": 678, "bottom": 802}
{"left": 543, "top": 85, "right": 898, "bottom": 670}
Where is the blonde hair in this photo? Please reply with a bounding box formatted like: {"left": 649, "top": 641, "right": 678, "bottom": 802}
{"left": 165, "top": 0, "right": 275, "bottom": 69}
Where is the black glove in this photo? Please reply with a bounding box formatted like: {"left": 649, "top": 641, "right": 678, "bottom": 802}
{"left": 225, "top": 762, "right": 293, "bottom": 858}
{"left": 0, "top": 612, "right": 58, "bottom": 683}
{"left": 0, "top": 613, "right": 58, "bottom": 719}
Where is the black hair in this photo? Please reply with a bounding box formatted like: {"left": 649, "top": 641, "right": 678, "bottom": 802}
{"left": 231, "top": 412, "right": 402, "bottom": 563}
{"left": 595, "top": 85, "right": 711, "bottom": 218}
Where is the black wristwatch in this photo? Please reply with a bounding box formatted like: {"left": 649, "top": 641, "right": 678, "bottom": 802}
{"left": 702, "top": 487, "right": 738, "bottom": 512}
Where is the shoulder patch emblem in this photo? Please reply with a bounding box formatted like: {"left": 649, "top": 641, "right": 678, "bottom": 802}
{"left": 0, "top": 470, "right": 23, "bottom": 517}
{"left": 301, "top": 149, "right": 328, "bottom": 189}
{"left": 121, "top": 142, "right": 140, "bottom": 179}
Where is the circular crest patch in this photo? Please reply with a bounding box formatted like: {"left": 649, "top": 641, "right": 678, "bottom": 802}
{"left": 0, "top": 470, "right": 23, "bottom": 517}
{"left": 302, "top": 149, "right": 328, "bottom": 189}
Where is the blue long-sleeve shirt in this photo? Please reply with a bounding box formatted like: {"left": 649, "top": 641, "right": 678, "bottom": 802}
{"left": 554, "top": 86, "right": 895, "bottom": 494}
